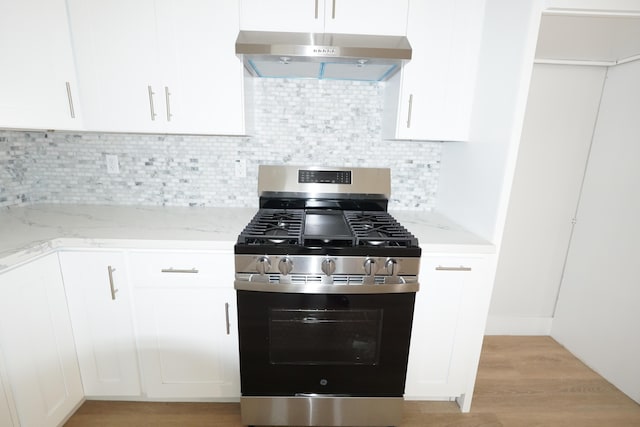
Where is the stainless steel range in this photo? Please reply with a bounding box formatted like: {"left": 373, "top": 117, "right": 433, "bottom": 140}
{"left": 234, "top": 165, "right": 421, "bottom": 427}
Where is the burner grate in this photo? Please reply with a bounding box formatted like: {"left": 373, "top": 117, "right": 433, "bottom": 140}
{"left": 344, "top": 211, "right": 419, "bottom": 248}
{"left": 237, "top": 209, "right": 304, "bottom": 245}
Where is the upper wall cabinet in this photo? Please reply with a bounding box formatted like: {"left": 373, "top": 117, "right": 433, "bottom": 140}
{"left": 239, "top": 0, "right": 409, "bottom": 36}
{"left": 0, "top": 0, "right": 82, "bottom": 130}
{"left": 67, "top": 0, "right": 247, "bottom": 135}
{"left": 382, "top": 0, "right": 485, "bottom": 141}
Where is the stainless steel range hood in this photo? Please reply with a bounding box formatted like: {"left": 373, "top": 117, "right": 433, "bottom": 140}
{"left": 235, "top": 30, "right": 411, "bottom": 82}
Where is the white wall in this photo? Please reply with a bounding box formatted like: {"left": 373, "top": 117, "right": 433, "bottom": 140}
{"left": 483, "top": 1, "right": 640, "bottom": 336}
{"left": 486, "top": 65, "right": 606, "bottom": 334}
{"left": 436, "top": 0, "right": 544, "bottom": 244}
{"left": 551, "top": 59, "right": 640, "bottom": 404}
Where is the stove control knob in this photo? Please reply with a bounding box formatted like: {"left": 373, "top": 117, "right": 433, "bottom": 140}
{"left": 278, "top": 257, "right": 294, "bottom": 275}
{"left": 363, "top": 258, "right": 377, "bottom": 276}
{"left": 321, "top": 258, "right": 336, "bottom": 276}
{"left": 385, "top": 258, "right": 399, "bottom": 276}
{"left": 255, "top": 256, "right": 271, "bottom": 275}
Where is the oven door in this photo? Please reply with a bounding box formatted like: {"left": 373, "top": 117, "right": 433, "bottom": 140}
{"left": 236, "top": 290, "right": 415, "bottom": 397}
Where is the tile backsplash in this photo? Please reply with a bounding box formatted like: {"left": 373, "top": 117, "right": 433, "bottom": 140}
{"left": 1, "top": 79, "right": 441, "bottom": 210}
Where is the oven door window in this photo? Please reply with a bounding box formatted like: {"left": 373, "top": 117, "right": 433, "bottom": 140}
{"left": 269, "top": 309, "right": 382, "bottom": 366}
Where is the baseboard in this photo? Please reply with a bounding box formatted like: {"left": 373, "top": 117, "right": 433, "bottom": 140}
{"left": 484, "top": 315, "right": 553, "bottom": 335}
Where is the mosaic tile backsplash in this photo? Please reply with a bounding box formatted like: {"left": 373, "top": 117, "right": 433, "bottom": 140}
{"left": 0, "top": 79, "right": 441, "bottom": 210}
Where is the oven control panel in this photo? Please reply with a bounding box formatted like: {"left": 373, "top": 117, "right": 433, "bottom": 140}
{"left": 234, "top": 254, "right": 420, "bottom": 293}
{"left": 298, "top": 169, "right": 352, "bottom": 184}
{"left": 258, "top": 165, "right": 390, "bottom": 199}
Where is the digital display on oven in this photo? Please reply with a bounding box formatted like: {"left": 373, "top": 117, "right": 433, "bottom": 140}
{"left": 298, "top": 170, "right": 352, "bottom": 184}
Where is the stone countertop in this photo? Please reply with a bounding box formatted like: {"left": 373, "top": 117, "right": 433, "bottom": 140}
{"left": 0, "top": 204, "right": 494, "bottom": 271}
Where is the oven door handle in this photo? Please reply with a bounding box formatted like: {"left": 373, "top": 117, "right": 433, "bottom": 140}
{"left": 234, "top": 280, "right": 419, "bottom": 294}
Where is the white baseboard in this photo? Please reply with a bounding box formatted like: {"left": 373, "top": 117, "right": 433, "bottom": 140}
{"left": 484, "top": 315, "right": 553, "bottom": 335}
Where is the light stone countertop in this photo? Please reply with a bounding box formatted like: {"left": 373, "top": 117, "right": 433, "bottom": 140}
{"left": 0, "top": 204, "right": 494, "bottom": 272}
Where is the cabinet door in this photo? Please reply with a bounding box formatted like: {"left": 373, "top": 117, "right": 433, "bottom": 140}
{"left": 383, "top": 0, "right": 485, "bottom": 141}
{"left": 134, "top": 287, "right": 240, "bottom": 398}
{"left": 156, "top": 0, "right": 246, "bottom": 135}
{"left": 67, "top": 0, "right": 162, "bottom": 133}
{"left": 68, "top": 0, "right": 246, "bottom": 135}
{"left": 239, "top": 0, "right": 325, "bottom": 32}
{"left": 405, "top": 254, "right": 491, "bottom": 408}
{"left": 0, "top": 0, "right": 81, "bottom": 130}
{"left": 130, "top": 249, "right": 239, "bottom": 399}
{"left": 240, "top": 0, "right": 407, "bottom": 35}
{"left": 324, "top": 0, "right": 408, "bottom": 36}
{"left": 59, "top": 251, "right": 141, "bottom": 397}
{"left": 0, "top": 254, "right": 83, "bottom": 427}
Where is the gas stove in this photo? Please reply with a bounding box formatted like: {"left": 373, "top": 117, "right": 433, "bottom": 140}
{"left": 234, "top": 165, "right": 421, "bottom": 291}
{"left": 234, "top": 165, "right": 421, "bottom": 427}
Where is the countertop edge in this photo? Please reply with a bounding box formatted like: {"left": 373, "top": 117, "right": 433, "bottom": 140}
{"left": 0, "top": 237, "right": 495, "bottom": 274}
{"left": 0, "top": 205, "right": 495, "bottom": 273}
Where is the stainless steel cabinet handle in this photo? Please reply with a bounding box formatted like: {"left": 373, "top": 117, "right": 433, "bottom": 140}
{"left": 331, "top": 0, "right": 336, "bottom": 19}
{"left": 107, "top": 265, "right": 118, "bottom": 300}
{"left": 160, "top": 268, "right": 199, "bottom": 274}
{"left": 407, "top": 94, "right": 413, "bottom": 128}
{"left": 147, "top": 85, "right": 157, "bottom": 120}
{"left": 224, "top": 302, "right": 231, "bottom": 335}
{"left": 164, "top": 86, "right": 172, "bottom": 121}
{"left": 436, "top": 266, "right": 472, "bottom": 272}
{"left": 314, "top": 0, "right": 319, "bottom": 19}
{"left": 65, "top": 82, "right": 76, "bottom": 119}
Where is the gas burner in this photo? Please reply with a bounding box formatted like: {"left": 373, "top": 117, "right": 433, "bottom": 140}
{"left": 238, "top": 209, "right": 304, "bottom": 245}
{"left": 344, "top": 211, "right": 419, "bottom": 248}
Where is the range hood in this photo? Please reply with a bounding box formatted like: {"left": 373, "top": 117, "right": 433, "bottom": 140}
{"left": 235, "top": 30, "right": 411, "bottom": 82}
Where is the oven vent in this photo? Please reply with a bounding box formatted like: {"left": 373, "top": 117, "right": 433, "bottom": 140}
{"left": 332, "top": 275, "right": 385, "bottom": 285}
{"left": 266, "top": 274, "right": 325, "bottom": 284}
{"left": 263, "top": 274, "right": 390, "bottom": 285}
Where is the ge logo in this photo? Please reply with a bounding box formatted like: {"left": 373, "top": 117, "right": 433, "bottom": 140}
{"left": 320, "top": 379, "right": 328, "bottom": 386}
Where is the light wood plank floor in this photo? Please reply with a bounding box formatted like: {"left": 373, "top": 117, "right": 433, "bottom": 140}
{"left": 65, "top": 336, "right": 640, "bottom": 426}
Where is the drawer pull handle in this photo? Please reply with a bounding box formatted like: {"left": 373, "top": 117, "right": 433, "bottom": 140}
{"left": 161, "top": 268, "right": 199, "bottom": 274}
{"left": 225, "top": 302, "right": 231, "bottom": 335}
{"left": 107, "top": 265, "right": 118, "bottom": 300}
{"left": 436, "top": 266, "right": 472, "bottom": 272}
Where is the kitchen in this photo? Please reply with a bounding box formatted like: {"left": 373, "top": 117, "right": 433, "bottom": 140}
{"left": 1, "top": 0, "right": 639, "bottom": 426}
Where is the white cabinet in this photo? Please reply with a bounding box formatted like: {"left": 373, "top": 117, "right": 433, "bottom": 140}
{"left": 67, "top": 0, "right": 246, "bottom": 135}
{"left": 0, "top": 254, "right": 84, "bottom": 427}
{"left": 405, "top": 253, "right": 493, "bottom": 412}
{"left": 59, "top": 251, "right": 141, "bottom": 397}
{"left": 239, "top": 0, "right": 408, "bottom": 35}
{"left": 0, "top": 0, "right": 82, "bottom": 130}
{"left": 383, "top": 0, "right": 485, "bottom": 141}
{"left": 130, "top": 250, "right": 240, "bottom": 399}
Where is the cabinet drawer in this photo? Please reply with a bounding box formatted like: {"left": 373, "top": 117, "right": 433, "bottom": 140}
{"left": 128, "top": 250, "right": 234, "bottom": 288}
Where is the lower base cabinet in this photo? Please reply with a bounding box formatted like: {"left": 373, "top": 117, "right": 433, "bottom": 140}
{"left": 129, "top": 249, "right": 240, "bottom": 399}
{"left": 405, "top": 253, "right": 493, "bottom": 412}
{"left": 59, "top": 250, "right": 141, "bottom": 397}
{"left": 0, "top": 254, "right": 84, "bottom": 427}
{"left": 133, "top": 287, "right": 240, "bottom": 398}
{"left": 0, "top": 245, "right": 492, "bottom": 425}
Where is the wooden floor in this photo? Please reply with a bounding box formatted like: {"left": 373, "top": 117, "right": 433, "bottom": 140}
{"left": 65, "top": 336, "right": 640, "bottom": 426}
